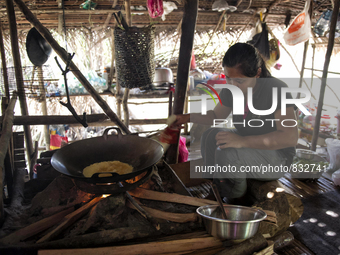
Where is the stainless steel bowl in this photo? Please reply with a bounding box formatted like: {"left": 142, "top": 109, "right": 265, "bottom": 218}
{"left": 153, "top": 67, "right": 173, "bottom": 86}
{"left": 296, "top": 149, "right": 316, "bottom": 160}
{"left": 196, "top": 204, "right": 267, "bottom": 240}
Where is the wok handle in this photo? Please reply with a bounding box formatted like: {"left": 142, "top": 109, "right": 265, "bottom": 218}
{"left": 103, "top": 127, "right": 123, "bottom": 140}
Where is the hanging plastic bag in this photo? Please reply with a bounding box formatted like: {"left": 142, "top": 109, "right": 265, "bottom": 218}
{"left": 283, "top": 0, "right": 311, "bottom": 45}
{"left": 147, "top": 0, "right": 164, "bottom": 18}
{"left": 325, "top": 138, "right": 340, "bottom": 172}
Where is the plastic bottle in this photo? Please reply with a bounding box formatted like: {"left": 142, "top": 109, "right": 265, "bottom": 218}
{"left": 314, "top": 9, "right": 332, "bottom": 36}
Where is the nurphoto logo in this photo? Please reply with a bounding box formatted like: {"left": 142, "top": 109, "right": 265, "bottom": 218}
{"left": 198, "top": 84, "right": 311, "bottom": 128}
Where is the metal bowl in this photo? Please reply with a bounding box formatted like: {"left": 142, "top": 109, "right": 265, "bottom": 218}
{"left": 196, "top": 205, "right": 267, "bottom": 240}
{"left": 296, "top": 149, "right": 316, "bottom": 160}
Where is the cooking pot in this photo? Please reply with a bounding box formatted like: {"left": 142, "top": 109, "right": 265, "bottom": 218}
{"left": 51, "top": 127, "right": 164, "bottom": 184}
{"left": 153, "top": 67, "right": 174, "bottom": 86}
{"left": 26, "top": 27, "right": 52, "bottom": 66}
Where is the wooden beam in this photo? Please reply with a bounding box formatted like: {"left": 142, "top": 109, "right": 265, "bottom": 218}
{"left": 166, "top": 0, "right": 198, "bottom": 164}
{"left": 2, "top": 114, "right": 167, "bottom": 126}
{"left": 13, "top": 0, "right": 131, "bottom": 134}
{"left": 311, "top": 0, "right": 339, "bottom": 151}
{"left": 6, "top": 0, "right": 34, "bottom": 177}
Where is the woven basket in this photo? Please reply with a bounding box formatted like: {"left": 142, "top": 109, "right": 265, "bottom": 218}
{"left": 114, "top": 26, "right": 155, "bottom": 89}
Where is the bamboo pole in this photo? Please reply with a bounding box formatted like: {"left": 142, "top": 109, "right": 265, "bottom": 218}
{"left": 311, "top": 0, "right": 339, "bottom": 151}
{"left": 37, "top": 66, "right": 50, "bottom": 150}
{"left": 297, "top": 40, "right": 309, "bottom": 99}
{"left": 112, "top": 29, "right": 122, "bottom": 120}
{"left": 166, "top": 0, "right": 198, "bottom": 164}
{"left": 297, "top": 0, "right": 312, "bottom": 100}
{"left": 0, "top": 92, "right": 17, "bottom": 224}
{"left": 6, "top": 0, "right": 34, "bottom": 177}
{"left": 0, "top": 20, "right": 9, "bottom": 99}
{"left": 13, "top": 0, "right": 130, "bottom": 134}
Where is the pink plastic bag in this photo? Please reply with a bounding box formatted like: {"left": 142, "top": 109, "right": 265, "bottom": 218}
{"left": 147, "top": 0, "right": 164, "bottom": 18}
{"left": 178, "top": 136, "right": 189, "bottom": 163}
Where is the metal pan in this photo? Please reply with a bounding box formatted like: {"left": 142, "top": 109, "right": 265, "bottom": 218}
{"left": 51, "top": 127, "right": 164, "bottom": 183}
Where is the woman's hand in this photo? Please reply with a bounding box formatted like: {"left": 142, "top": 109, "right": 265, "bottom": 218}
{"left": 215, "top": 131, "right": 245, "bottom": 149}
{"left": 168, "top": 114, "right": 190, "bottom": 129}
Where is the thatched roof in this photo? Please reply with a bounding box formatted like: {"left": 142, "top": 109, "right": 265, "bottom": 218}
{"left": 0, "top": 0, "right": 336, "bottom": 35}
{"left": 0, "top": 0, "right": 338, "bottom": 52}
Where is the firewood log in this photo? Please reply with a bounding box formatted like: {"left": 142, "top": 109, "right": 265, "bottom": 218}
{"left": 126, "top": 200, "right": 198, "bottom": 223}
{"left": 0, "top": 207, "right": 74, "bottom": 245}
{"left": 215, "top": 233, "right": 268, "bottom": 255}
{"left": 37, "top": 237, "right": 223, "bottom": 255}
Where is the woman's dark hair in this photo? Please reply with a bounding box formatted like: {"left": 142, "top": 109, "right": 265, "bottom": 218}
{"left": 222, "top": 43, "right": 271, "bottom": 78}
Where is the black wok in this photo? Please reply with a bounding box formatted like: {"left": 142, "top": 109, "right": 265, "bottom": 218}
{"left": 51, "top": 128, "right": 164, "bottom": 183}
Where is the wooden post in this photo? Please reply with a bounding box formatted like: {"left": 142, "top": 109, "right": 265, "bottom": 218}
{"left": 168, "top": 90, "right": 173, "bottom": 117}
{"left": 6, "top": 0, "right": 34, "bottom": 177}
{"left": 37, "top": 66, "right": 50, "bottom": 150}
{"left": 122, "top": 0, "right": 132, "bottom": 128}
{"left": 311, "top": 0, "right": 339, "bottom": 151}
{"left": 0, "top": 20, "right": 10, "bottom": 99}
{"left": 0, "top": 92, "right": 17, "bottom": 224}
{"left": 13, "top": 0, "right": 130, "bottom": 134}
{"left": 311, "top": 44, "right": 315, "bottom": 89}
{"left": 166, "top": 0, "right": 198, "bottom": 164}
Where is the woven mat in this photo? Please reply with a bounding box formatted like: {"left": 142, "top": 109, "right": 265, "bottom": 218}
{"left": 289, "top": 190, "right": 340, "bottom": 255}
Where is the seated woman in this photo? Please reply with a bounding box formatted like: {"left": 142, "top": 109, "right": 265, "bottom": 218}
{"left": 172, "top": 43, "right": 298, "bottom": 202}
